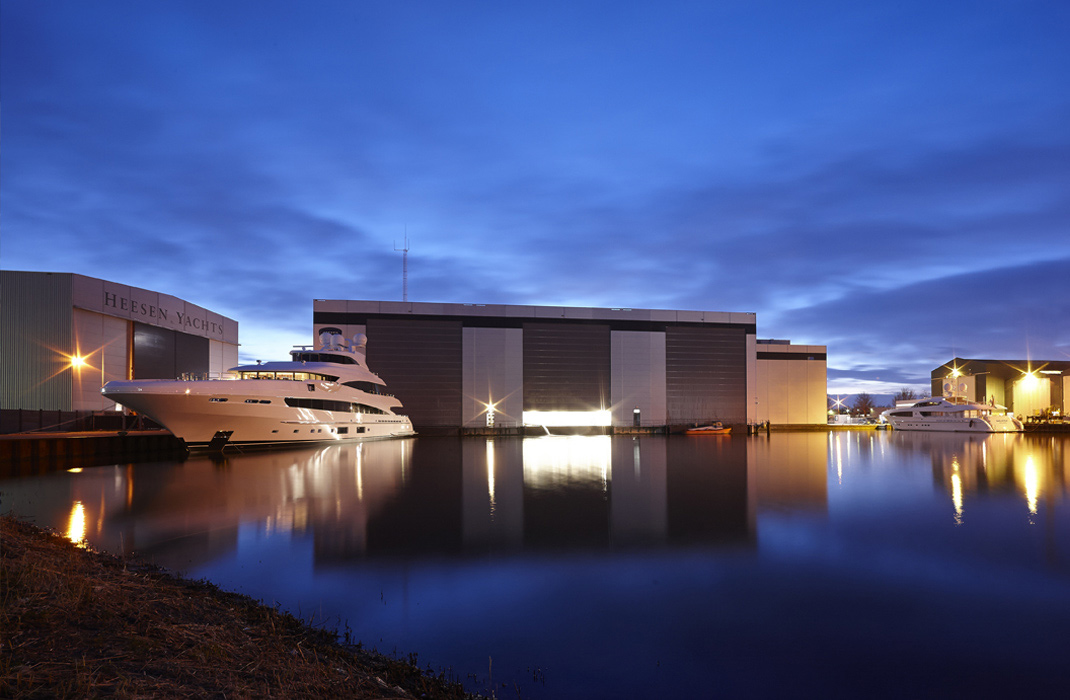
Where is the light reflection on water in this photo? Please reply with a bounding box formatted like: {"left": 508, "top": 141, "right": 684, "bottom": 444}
{"left": 2, "top": 432, "right": 1068, "bottom": 698}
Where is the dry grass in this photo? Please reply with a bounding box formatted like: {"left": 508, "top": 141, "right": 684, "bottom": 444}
{"left": 0, "top": 515, "right": 475, "bottom": 699}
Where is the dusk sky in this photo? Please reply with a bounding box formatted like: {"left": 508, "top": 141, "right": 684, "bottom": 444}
{"left": 3, "top": 0, "right": 1068, "bottom": 393}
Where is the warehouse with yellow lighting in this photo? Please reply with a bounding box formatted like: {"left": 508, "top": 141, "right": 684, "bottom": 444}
{"left": 933, "top": 358, "right": 1068, "bottom": 418}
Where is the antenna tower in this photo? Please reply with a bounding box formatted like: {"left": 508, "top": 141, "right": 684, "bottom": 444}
{"left": 394, "top": 235, "right": 410, "bottom": 302}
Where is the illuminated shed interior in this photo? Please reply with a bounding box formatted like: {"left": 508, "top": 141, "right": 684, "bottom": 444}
{"left": 932, "top": 358, "right": 1069, "bottom": 418}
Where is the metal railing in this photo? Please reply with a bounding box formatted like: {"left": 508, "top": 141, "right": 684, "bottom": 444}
{"left": 0, "top": 409, "right": 161, "bottom": 435}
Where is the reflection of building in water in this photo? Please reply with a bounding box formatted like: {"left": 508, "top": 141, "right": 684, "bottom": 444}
{"left": 914, "top": 433, "right": 1068, "bottom": 525}
{"left": 4, "top": 434, "right": 847, "bottom": 568}
{"left": 748, "top": 433, "right": 829, "bottom": 515}
{"left": 459, "top": 436, "right": 753, "bottom": 552}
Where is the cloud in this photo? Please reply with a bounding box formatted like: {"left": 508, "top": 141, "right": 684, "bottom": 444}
{"left": 3, "top": 1, "right": 1069, "bottom": 380}
{"left": 784, "top": 258, "right": 1070, "bottom": 390}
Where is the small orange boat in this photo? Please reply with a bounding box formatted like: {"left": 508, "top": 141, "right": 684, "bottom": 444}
{"left": 685, "top": 422, "right": 731, "bottom": 436}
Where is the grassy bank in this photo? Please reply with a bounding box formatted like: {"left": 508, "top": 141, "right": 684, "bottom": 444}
{"left": 0, "top": 515, "right": 474, "bottom": 699}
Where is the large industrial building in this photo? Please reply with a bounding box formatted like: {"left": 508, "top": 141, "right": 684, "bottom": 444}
{"left": 313, "top": 300, "right": 827, "bottom": 431}
{"left": 932, "top": 358, "right": 1069, "bottom": 417}
{"left": 1, "top": 271, "right": 239, "bottom": 412}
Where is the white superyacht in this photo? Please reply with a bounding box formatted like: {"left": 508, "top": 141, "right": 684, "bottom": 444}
{"left": 880, "top": 396, "right": 1022, "bottom": 433}
{"left": 103, "top": 331, "right": 415, "bottom": 450}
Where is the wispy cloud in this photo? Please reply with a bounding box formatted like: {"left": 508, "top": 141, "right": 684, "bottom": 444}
{"left": 3, "top": 0, "right": 1068, "bottom": 382}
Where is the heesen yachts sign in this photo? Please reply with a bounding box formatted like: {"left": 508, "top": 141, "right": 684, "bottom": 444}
{"left": 102, "top": 290, "right": 226, "bottom": 339}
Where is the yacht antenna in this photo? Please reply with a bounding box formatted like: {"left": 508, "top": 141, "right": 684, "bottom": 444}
{"left": 394, "top": 234, "right": 409, "bottom": 302}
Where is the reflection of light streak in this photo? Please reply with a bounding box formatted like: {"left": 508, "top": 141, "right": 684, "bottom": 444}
{"left": 836, "top": 436, "right": 843, "bottom": 484}
{"left": 1024, "top": 455, "right": 1039, "bottom": 517}
{"left": 67, "top": 501, "right": 87, "bottom": 546}
{"left": 951, "top": 459, "right": 963, "bottom": 526}
{"left": 356, "top": 442, "right": 364, "bottom": 501}
{"left": 522, "top": 435, "right": 612, "bottom": 489}
{"left": 487, "top": 439, "right": 496, "bottom": 515}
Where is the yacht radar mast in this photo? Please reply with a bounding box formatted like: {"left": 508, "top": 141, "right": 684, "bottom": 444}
{"left": 394, "top": 235, "right": 409, "bottom": 302}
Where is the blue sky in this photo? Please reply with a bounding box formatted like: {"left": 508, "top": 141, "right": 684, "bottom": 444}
{"left": 3, "top": 0, "right": 1068, "bottom": 393}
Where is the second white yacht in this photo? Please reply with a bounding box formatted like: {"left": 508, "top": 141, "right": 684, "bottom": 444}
{"left": 881, "top": 397, "right": 1022, "bottom": 432}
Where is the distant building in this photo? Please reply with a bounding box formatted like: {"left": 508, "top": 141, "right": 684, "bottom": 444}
{"left": 932, "top": 358, "right": 1069, "bottom": 417}
{"left": 1, "top": 271, "right": 238, "bottom": 411}
{"left": 313, "top": 300, "right": 827, "bottom": 431}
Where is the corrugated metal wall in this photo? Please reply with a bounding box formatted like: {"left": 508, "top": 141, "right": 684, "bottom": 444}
{"left": 665, "top": 326, "right": 748, "bottom": 424}
{"left": 523, "top": 322, "right": 611, "bottom": 412}
{"left": 1, "top": 271, "right": 74, "bottom": 410}
{"left": 610, "top": 330, "right": 667, "bottom": 426}
{"left": 462, "top": 326, "right": 523, "bottom": 427}
{"left": 366, "top": 318, "right": 463, "bottom": 429}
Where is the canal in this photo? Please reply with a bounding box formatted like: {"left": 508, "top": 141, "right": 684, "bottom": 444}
{"left": 2, "top": 432, "right": 1068, "bottom": 697}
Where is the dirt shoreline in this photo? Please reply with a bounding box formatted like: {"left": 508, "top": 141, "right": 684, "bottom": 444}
{"left": 0, "top": 515, "right": 476, "bottom": 699}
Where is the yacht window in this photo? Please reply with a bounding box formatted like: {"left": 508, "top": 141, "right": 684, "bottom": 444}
{"left": 285, "top": 397, "right": 356, "bottom": 413}
{"left": 208, "top": 397, "right": 228, "bottom": 403}
{"left": 307, "top": 384, "right": 315, "bottom": 392}
{"left": 337, "top": 427, "right": 348, "bottom": 435}
{"left": 343, "top": 380, "right": 382, "bottom": 394}
{"left": 291, "top": 352, "right": 358, "bottom": 365}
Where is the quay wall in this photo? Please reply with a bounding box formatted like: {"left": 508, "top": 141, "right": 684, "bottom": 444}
{"left": 0, "top": 431, "right": 186, "bottom": 476}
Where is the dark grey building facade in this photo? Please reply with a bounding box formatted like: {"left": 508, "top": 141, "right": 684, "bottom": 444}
{"left": 313, "top": 300, "right": 758, "bottom": 432}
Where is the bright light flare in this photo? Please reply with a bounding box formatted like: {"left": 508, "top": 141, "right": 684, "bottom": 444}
{"left": 523, "top": 410, "right": 612, "bottom": 427}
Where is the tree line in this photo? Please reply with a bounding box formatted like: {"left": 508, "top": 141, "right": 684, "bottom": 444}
{"left": 830, "top": 388, "right": 919, "bottom": 417}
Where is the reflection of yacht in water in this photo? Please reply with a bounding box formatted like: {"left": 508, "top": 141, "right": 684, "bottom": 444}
{"left": 881, "top": 397, "right": 1022, "bottom": 433}
{"left": 103, "top": 331, "right": 414, "bottom": 450}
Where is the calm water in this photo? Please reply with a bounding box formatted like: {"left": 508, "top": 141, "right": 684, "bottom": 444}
{"left": 2, "top": 432, "right": 1068, "bottom": 698}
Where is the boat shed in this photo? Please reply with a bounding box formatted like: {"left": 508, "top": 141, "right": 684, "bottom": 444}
{"left": 313, "top": 300, "right": 828, "bottom": 433}
{"left": 932, "top": 358, "right": 1069, "bottom": 418}
{"left": 1, "top": 271, "right": 239, "bottom": 412}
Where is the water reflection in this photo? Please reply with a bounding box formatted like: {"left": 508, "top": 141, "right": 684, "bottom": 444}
{"left": 3, "top": 434, "right": 1066, "bottom": 570}
{"left": 2, "top": 435, "right": 836, "bottom": 570}
{"left": 2, "top": 432, "right": 1068, "bottom": 697}
{"left": 887, "top": 432, "right": 1068, "bottom": 525}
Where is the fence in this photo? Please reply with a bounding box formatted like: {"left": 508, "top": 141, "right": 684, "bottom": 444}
{"left": 0, "top": 409, "right": 162, "bottom": 435}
